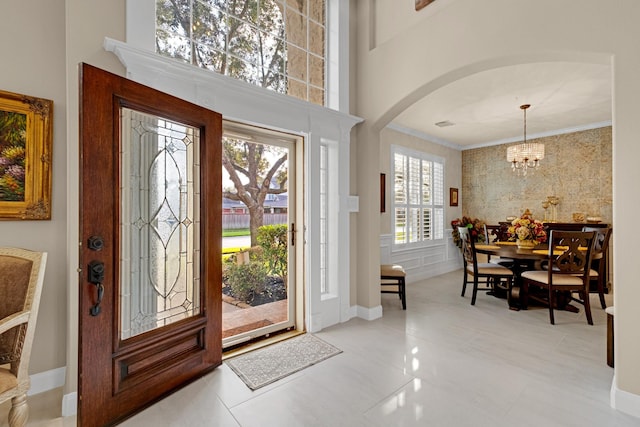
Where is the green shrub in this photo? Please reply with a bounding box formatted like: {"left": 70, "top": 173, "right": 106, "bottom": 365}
{"left": 256, "top": 224, "right": 287, "bottom": 280}
{"left": 226, "top": 261, "right": 268, "bottom": 303}
{"left": 247, "top": 245, "right": 264, "bottom": 262}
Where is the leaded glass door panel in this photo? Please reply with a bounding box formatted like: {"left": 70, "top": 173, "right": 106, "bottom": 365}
{"left": 120, "top": 108, "right": 201, "bottom": 340}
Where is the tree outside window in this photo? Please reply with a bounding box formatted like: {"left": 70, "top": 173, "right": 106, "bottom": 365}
{"left": 156, "top": 0, "right": 325, "bottom": 105}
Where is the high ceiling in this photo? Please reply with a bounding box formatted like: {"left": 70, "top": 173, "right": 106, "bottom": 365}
{"left": 391, "top": 62, "right": 612, "bottom": 149}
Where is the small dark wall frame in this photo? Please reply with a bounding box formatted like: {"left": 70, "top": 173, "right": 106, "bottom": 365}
{"left": 380, "top": 173, "right": 386, "bottom": 213}
{"left": 450, "top": 187, "right": 459, "bottom": 207}
{"left": 415, "top": 0, "right": 436, "bottom": 11}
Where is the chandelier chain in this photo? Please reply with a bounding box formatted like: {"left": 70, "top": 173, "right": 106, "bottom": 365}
{"left": 506, "top": 103, "right": 543, "bottom": 176}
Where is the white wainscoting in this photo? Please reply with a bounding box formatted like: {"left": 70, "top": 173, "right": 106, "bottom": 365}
{"left": 380, "top": 230, "right": 462, "bottom": 283}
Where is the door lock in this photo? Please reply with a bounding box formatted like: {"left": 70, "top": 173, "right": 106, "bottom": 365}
{"left": 88, "top": 260, "right": 105, "bottom": 316}
{"left": 88, "top": 260, "right": 105, "bottom": 284}
{"left": 88, "top": 235, "right": 105, "bottom": 251}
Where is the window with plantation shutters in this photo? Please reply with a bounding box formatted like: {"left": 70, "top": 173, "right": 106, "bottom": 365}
{"left": 393, "top": 146, "right": 445, "bottom": 247}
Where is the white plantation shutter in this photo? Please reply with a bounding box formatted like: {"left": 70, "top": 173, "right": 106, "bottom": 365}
{"left": 394, "top": 153, "right": 407, "bottom": 244}
{"left": 407, "top": 207, "right": 419, "bottom": 242}
{"left": 392, "top": 146, "right": 445, "bottom": 246}
{"left": 433, "top": 161, "right": 444, "bottom": 239}
{"left": 408, "top": 157, "right": 421, "bottom": 205}
{"left": 433, "top": 207, "right": 444, "bottom": 240}
{"left": 422, "top": 160, "right": 431, "bottom": 204}
{"left": 433, "top": 162, "right": 444, "bottom": 205}
{"left": 394, "top": 153, "right": 407, "bottom": 204}
{"left": 422, "top": 208, "right": 431, "bottom": 240}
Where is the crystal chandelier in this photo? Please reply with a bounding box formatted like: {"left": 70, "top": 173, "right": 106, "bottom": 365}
{"left": 507, "top": 104, "right": 544, "bottom": 175}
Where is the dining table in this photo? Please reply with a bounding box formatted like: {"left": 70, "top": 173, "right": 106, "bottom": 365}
{"left": 474, "top": 241, "right": 581, "bottom": 312}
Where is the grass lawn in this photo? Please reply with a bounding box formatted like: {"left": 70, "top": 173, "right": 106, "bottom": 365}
{"left": 222, "top": 228, "right": 250, "bottom": 237}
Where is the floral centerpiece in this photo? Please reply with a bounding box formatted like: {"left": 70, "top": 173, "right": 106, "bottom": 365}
{"left": 507, "top": 209, "right": 547, "bottom": 249}
{"left": 451, "top": 216, "right": 486, "bottom": 248}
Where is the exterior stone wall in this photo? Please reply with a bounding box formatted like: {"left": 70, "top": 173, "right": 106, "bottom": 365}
{"left": 282, "top": 0, "right": 325, "bottom": 105}
{"left": 462, "top": 126, "right": 612, "bottom": 226}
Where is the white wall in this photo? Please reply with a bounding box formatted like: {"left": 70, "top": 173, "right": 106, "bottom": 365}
{"left": 355, "top": 0, "right": 640, "bottom": 417}
{"left": 0, "top": 0, "right": 68, "bottom": 375}
{"left": 64, "top": 0, "right": 126, "bottom": 408}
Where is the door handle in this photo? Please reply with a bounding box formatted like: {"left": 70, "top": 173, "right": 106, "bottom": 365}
{"left": 88, "top": 260, "right": 105, "bottom": 316}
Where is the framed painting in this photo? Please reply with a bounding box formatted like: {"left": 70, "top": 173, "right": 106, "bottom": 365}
{"left": 0, "top": 89, "right": 52, "bottom": 220}
{"left": 450, "top": 187, "right": 459, "bottom": 207}
{"left": 415, "top": 0, "right": 436, "bottom": 11}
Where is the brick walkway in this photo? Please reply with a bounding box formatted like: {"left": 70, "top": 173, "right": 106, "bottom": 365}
{"left": 222, "top": 299, "right": 288, "bottom": 338}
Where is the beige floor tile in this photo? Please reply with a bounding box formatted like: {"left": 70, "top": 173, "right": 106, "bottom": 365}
{"left": 3, "top": 270, "right": 637, "bottom": 426}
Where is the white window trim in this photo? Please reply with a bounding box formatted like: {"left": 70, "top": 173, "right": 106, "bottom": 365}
{"left": 126, "top": 0, "right": 347, "bottom": 112}
{"left": 391, "top": 144, "right": 445, "bottom": 252}
{"left": 115, "top": 0, "right": 359, "bottom": 333}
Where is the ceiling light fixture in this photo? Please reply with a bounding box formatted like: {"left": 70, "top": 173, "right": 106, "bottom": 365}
{"left": 506, "top": 104, "right": 544, "bottom": 176}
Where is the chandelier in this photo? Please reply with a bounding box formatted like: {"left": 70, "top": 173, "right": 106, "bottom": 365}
{"left": 507, "top": 104, "right": 544, "bottom": 175}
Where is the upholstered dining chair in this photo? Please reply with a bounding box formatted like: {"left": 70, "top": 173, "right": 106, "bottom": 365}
{"left": 582, "top": 226, "right": 612, "bottom": 309}
{"left": 381, "top": 264, "right": 407, "bottom": 310}
{"left": 459, "top": 227, "right": 514, "bottom": 306}
{"left": 0, "top": 248, "right": 47, "bottom": 427}
{"left": 521, "top": 231, "right": 596, "bottom": 325}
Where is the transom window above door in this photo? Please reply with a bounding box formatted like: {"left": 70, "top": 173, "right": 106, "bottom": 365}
{"left": 156, "top": 0, "right": 326, "bottom": 105}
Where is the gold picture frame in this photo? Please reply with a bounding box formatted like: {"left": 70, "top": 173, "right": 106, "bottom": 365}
{"left": 0, "top": 89, "right": 52, "bottom": 220}
{"left": 415, "top": 0, "right": 436, "bottom": 11}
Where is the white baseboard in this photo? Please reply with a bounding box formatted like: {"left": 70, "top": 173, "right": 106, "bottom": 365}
{"left": 407, "top": 261, "right": 461, "bottom": 284}
{"left": 345, "top": 304, "right": 358, "bottom": 321}
{"left": 308, "top": 312, "right": 323, "bottom": 333}
{"left": 62, "top": 391, "right": 77, "bottom": 417}
{"left": 611, "top": 375, "right": 640, "bottom": 420}
{"left": 28, "top": 366, "right": 65, "bottom": 396}
{"left": 356, "top": 304, "right": 382, "bottom": 321}
{"left": 26, "top": 367, "right": 77, "bottom": 417}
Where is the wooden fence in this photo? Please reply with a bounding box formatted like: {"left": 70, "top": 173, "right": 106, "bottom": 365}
{"left": 222, "top": 213, "right": 288, "bottom": 229}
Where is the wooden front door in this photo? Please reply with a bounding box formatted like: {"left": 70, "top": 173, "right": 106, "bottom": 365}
{"left": 78, "top": 63, "right": 222, "bottom": 426}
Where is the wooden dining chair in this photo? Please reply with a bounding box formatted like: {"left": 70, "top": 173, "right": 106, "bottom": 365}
{"left": 484, "top": 224, "right": 515, "bottom": 268}
{"left": 0, "top": 248, "right": 47, "bottom": 427}
{"left": 380, "top": 264, "right": 407, "bottom": 310}
{"left": 458, "top": 227, "right": 514, "bottom": 306}
{"left": 521, "top": 231, "right": 596, "bottom": 325}
{"left": 582, "top": 226, "right": 612, "bottom": 309}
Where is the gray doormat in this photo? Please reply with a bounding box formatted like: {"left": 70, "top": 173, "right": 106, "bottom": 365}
{"left": 225, "top": 334, "right": 342, "bottom": 390}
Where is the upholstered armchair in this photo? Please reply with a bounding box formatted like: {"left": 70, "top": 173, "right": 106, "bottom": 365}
{"left": 0, "top": 248, "right": 47, "bottom": 427}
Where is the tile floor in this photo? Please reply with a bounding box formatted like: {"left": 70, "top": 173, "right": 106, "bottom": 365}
{"left": 3, "top": 270, "right": 639, "bottom": 426}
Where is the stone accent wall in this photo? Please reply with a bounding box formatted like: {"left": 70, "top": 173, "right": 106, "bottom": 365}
{"left": 282, "top": 0, "right": 325, "bottom": 105}
{"left": 462, "top": 127, "right": 612, "bottom": 225}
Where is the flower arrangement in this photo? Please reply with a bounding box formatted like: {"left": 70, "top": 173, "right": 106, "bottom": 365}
{"left": 507, "top": 209, "right": 547, "bottom": 244}
{"left": 451, "top": 216, "right": 486, "bottom": 248}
